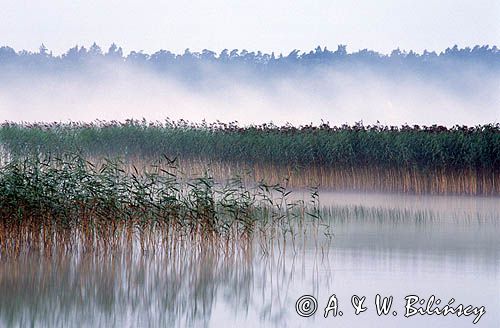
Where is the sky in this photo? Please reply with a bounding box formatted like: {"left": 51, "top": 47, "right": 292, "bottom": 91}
{"left": 1, "top": 0, "right": 499, "bottom": 55}
{"left": 1, "top": 0, "right": 498, "bottom": 125}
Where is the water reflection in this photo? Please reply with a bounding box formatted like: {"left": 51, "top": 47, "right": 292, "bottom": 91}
{"left": 0, "top": 192, "right": 499, "bottom": 327}
{"left": 0, "top": 239, "right": 256, "bottom": 327}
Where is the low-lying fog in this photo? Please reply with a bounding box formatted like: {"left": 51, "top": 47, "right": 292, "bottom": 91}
{"left": 0, "top": 61, "right": 498, "bottom": 126}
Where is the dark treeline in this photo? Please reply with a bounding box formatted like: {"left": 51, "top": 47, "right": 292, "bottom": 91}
{"left": 0, "top": 43, "right": 498, "bottom": 82}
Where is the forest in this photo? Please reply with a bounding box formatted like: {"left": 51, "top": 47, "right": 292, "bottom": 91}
{"left": 0, "top": 44, "right": 498, "bottom": 81}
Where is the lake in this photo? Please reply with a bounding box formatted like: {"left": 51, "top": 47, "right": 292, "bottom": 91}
{"left": 0, "top": 191, "right": 498, "bottom": 327}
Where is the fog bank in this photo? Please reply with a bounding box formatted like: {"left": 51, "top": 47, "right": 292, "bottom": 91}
{"left": 0, "top": 47, "right": 498, "bottom": 126}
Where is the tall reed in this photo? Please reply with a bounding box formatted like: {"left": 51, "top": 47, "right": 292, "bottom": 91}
{"left": 0, "top": 153, "right": 313, "bottom": 257}
{"left": 1, "top": 120, "right": 498, "bottom": 194}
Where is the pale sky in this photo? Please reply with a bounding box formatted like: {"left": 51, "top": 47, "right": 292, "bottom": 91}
{"left": 1, "top": 0, "right": 499, "bottom": 55}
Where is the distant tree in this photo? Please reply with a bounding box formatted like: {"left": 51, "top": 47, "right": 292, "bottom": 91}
{"left": 287, "top": 49, "right": 300, "bottom": 61}
{"left": 39, "top": 44, "right": 48, "bottom": 56}
{"left": 219, "top": 49, "right": 229, "bottom": 61}
{"left": 126, "top": 50, "right": 148, "bottom": 65}
{"left": 334, "top": 44, "right": 347, "bottom": 57}
{"left": 89, "top": 42, "right": 103, "bottom": 57}
{"left": 201, "top": 49, "right": 216, "bottom": 60}
{"left": 229, "top": 49, "right": 239, "bottom": 59}
{"left": 106, "top": 43, "right": 123, "bottom": 59}
{"left": 0, "top": 46, "right": 17, "bottom": 62}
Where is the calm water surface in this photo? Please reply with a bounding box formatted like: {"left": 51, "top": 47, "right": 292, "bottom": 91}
{"left": 0, "top": 192, "right": 499, "bottom": 327}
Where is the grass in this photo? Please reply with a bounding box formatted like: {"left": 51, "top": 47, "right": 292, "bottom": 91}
{"left": 1, "top": 119, "right": 498, "bottom": 194}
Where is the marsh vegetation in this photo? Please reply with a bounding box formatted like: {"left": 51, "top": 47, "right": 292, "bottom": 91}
{"left": 1, "top": 120, "right": 498, "bottom": 194}
{"left": 0, "top": 152, "right": 328, "bottom": 258}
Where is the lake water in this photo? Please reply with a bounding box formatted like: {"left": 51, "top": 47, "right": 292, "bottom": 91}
{"left": 0, "top": 191, "right": 498, "bottom": 327}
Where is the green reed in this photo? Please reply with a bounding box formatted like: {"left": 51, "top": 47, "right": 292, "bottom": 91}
{"left": 0, "top": 153, "right": 317, "bottom": 257}
{"left": 1, "top": 120, "right": 498, "bottom": 170}
{"left": 0, "top": 119, "right": 499, "bottom": 194}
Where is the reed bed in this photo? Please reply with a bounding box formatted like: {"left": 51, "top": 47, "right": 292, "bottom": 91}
{"left": 110, "top": 158, "right": 499, "bottom": 195}
{"left": 2, "top": 119, "right": 498, "bottom": 194}
{"left": 0, "top": 153, "right": 317, "bottom": 258}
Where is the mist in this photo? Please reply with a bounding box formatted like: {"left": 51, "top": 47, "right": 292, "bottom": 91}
{"left": 0, "top": 48, "right": 498, "bottom": 126}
